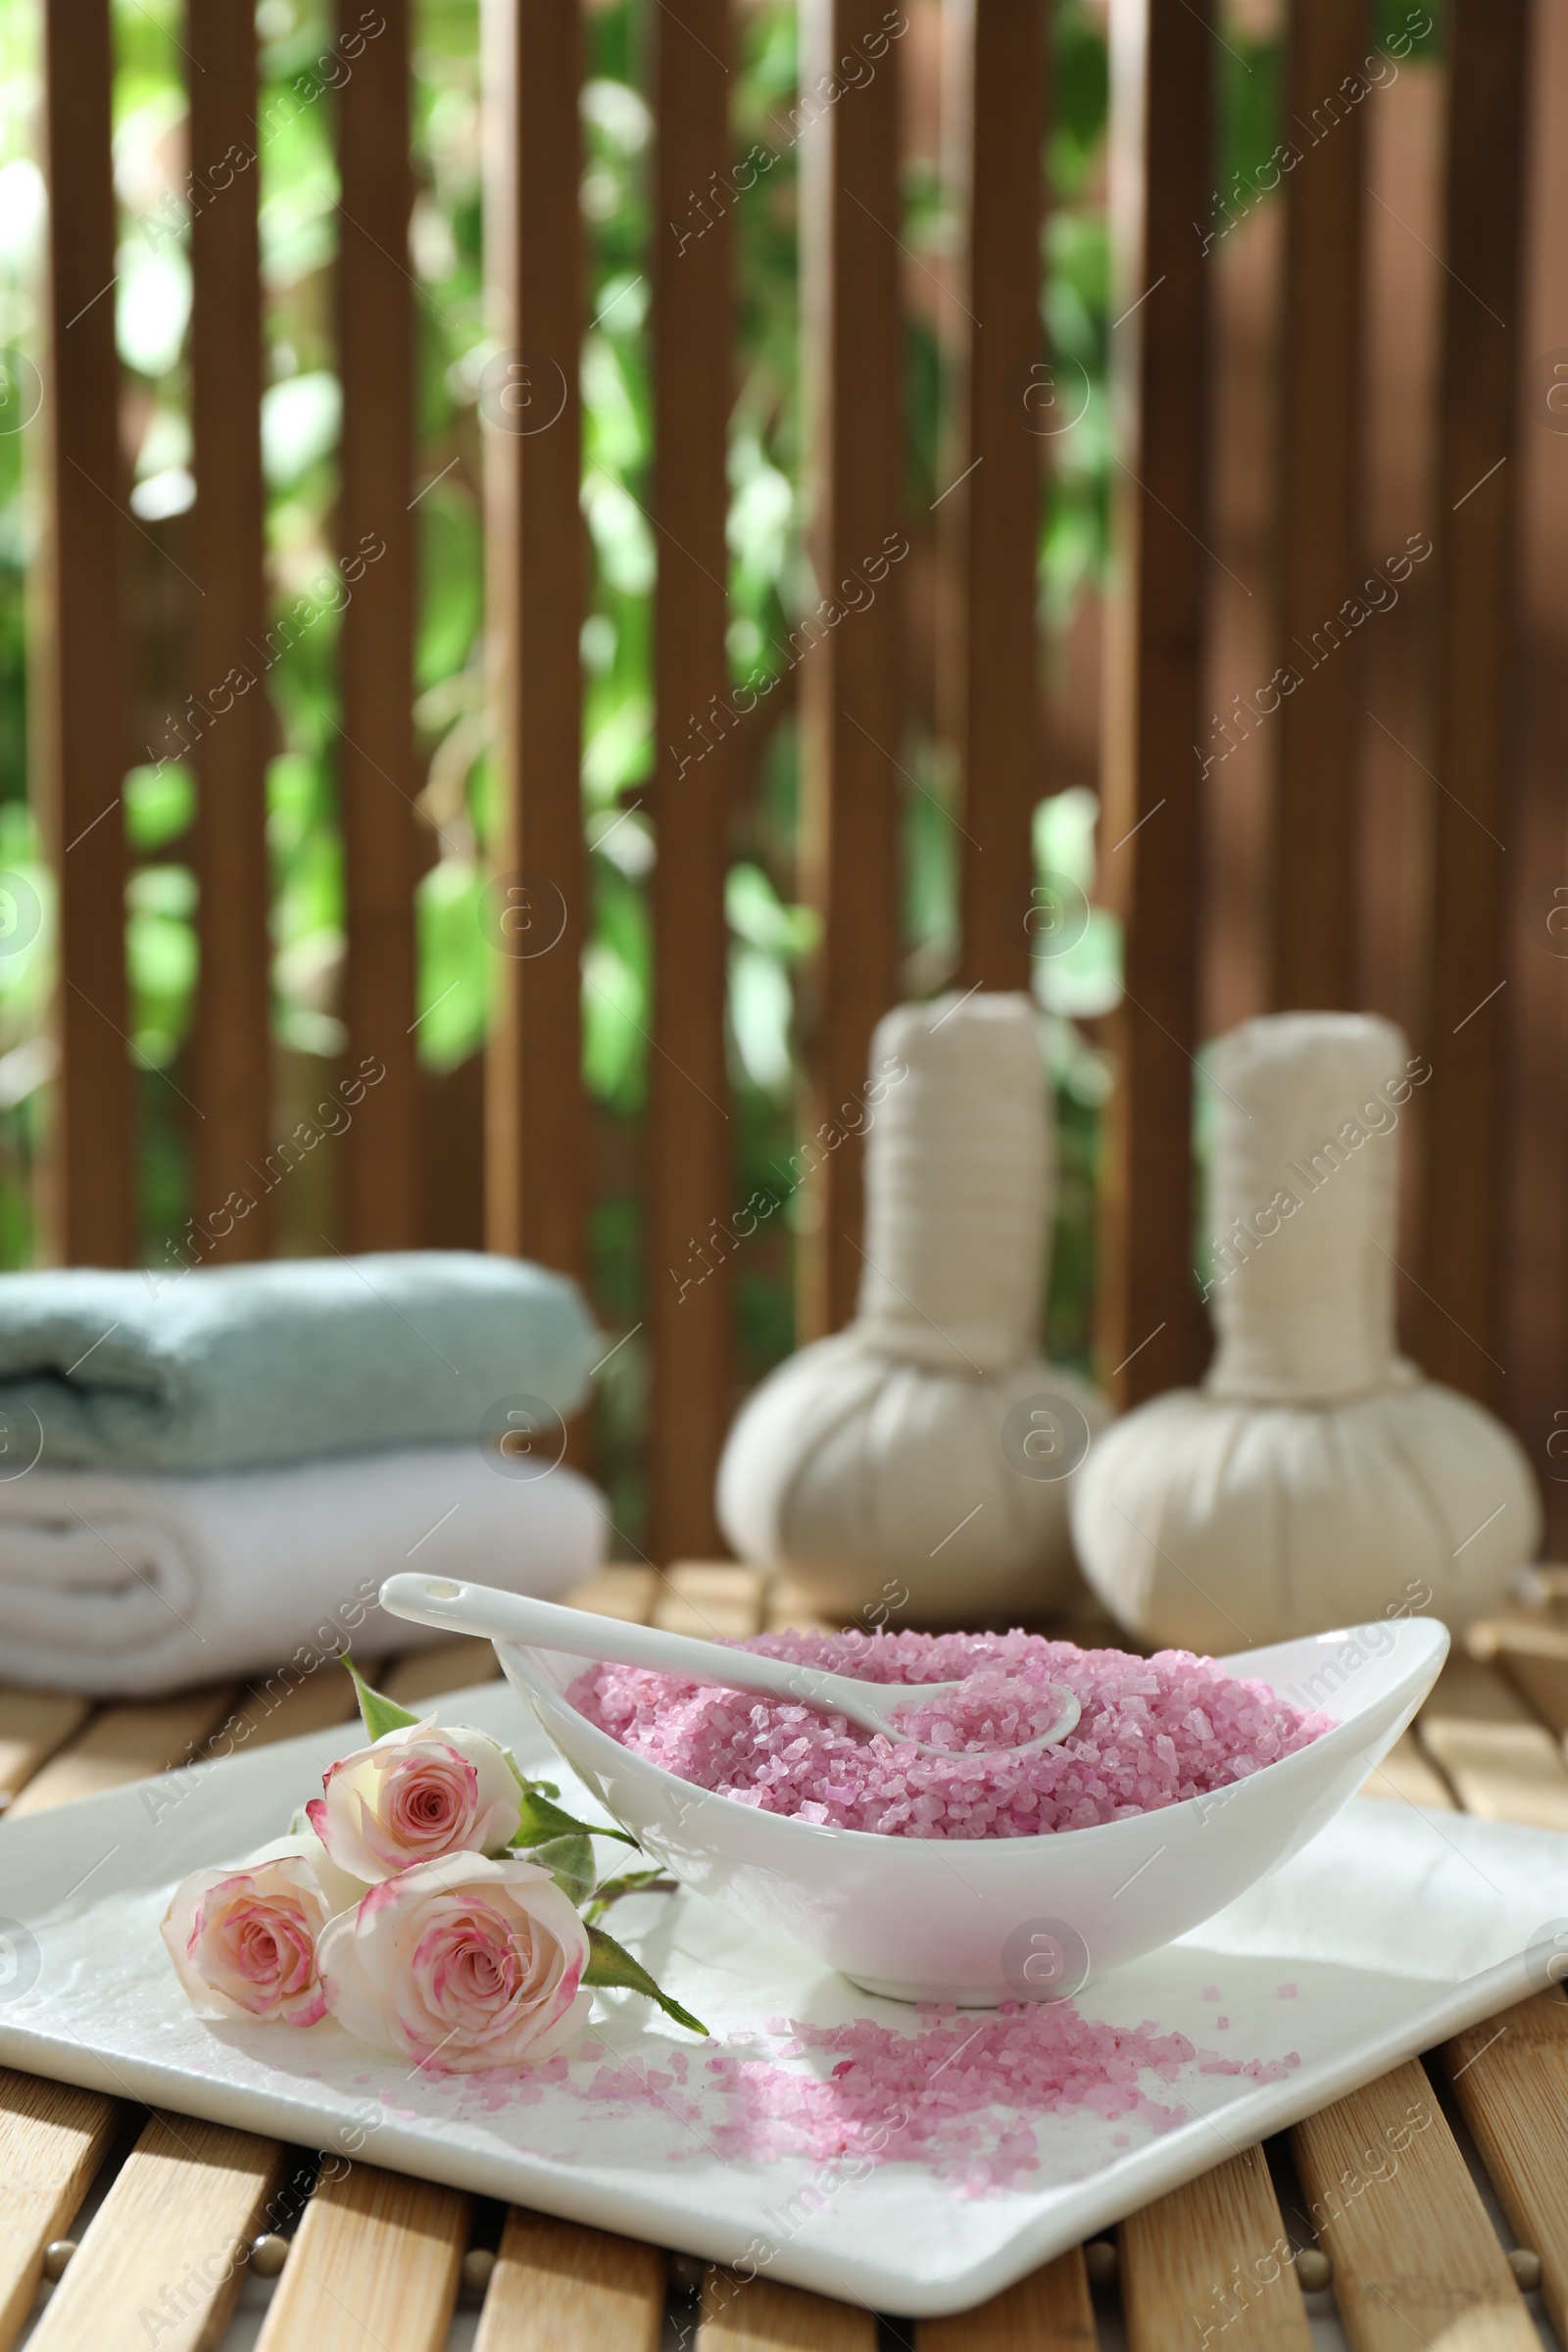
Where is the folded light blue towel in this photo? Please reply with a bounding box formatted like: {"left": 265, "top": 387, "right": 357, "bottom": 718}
{"left": 0, "top": 1251, "right": 600, "bottom": 1474}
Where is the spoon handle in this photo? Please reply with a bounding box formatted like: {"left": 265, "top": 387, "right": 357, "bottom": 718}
{"left": 379, "top": 1572, "right": 837, "bottom": 1712}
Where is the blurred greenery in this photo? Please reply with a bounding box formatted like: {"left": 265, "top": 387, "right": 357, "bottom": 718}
{"left": 0, "top": 0, "right": 1444, "bottom": 1540}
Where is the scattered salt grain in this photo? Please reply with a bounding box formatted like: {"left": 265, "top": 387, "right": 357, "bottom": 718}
{"left": 569, "top": 1629, "right": 1330, "bottom": 1839}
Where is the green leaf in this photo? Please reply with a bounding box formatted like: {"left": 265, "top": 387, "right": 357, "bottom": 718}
{"left": 583, "top": 1924, "right": 709, "bottom": 2037}
{"left": 530, "top": 1833, "right": 597, "bottom": 1907}
{"left": 584, "top": 1866, "right": 674, "bottom": 1923}
{"left": 513, "top": 1784, "right": 638, "bottom": 1850}
{"left": 342, "top": 1657, "right": 421, "bottom": 1741}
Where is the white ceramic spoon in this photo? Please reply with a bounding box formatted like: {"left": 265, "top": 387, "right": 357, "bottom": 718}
{"left": 379, "top": 1573, "right": 1082, "bottom": 1757}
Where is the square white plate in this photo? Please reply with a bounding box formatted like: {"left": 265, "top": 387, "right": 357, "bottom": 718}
{"left": 0, "top": 1679, "right": 1562, "bottom": 2318}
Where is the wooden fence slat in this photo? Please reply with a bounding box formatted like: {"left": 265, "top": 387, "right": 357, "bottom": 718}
{"left": 29, "top": 2111, "right": 282, "bottom": 2352}
{"left": 1444, "top": 1993, "right": 1568, "bottom": 2346}
{"left": 796, "top": 0, "right": 904, "bottom": 1343}
{"left": 950, "top": 0, "right": 1044, "bottom": 996}
{"left": 379, "top": 1639, "right": 501, "bottom": 1707}
{"left": 254, "top": 2158, "right": 467, "bottom": 2352}
{"left": 1418, "top": 0, "right": 1530, "bottom": 1411}
{"left": 473, "top": 2210, "right": 663, "bottom": 2352}
{"left": 1096, "top": 0, "right": 1213, "bottom": 1407}
{"left": 40, "top": 0, "right": 134, "bottom": 1265}
{"left": 482, "top": 0, "right": 585, "bottom": 1282}
{"left": 646, "top": 0, "right": 733, "bottom": 1563}
{"left": 697, "top": 2266, "right": 877, "bottom": 2351}
{"left": 188, "top": 0, "right": 271, "bottom": 1255}
{"left": 1416, "top": 1651, "right": 1568, "bottom": 1829}
{"left": 1357, "top": 1727, "right": 1455, "bottom": 1810}
{"left": 0, "top": 1692, "right": 92, "bottom": 1813}
{"left": 1269, "top": 0, "right": 1367, "bottom": 1010}
{"left": 1120, "top": 2144, "right": 1310, "bottom": 2349}
{"left": 6, "top": 1686, "right": 237, "bottom": 1817}
{"left": 336, "top": 0, "right": 419, "bottom": 1250}
{"left": 0, "top": 2073, "right": 117, "bottom": 2352}
{"left": 650, "top": 1562, "right": 766, "bottom": 1640}
{"left": 1291, "top": 2060, "right": 1535, "bottom": 2350}
{"left": 916, "top": 2248, "right": 1097, "bottom": 2351}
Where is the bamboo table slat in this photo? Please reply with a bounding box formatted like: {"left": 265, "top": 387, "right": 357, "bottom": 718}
{"left": 0, "top": 1693, "right": 92, "bottom": 1813}
{"left": 652, "top": 1562, "right": 767, "bottom": 1641}
{"left": 916, "top": 2249, "right": 1097, "bottom": 2351}
{"left": 1416, "top": 1651, "right": 1568, "bottom": 1828}
{"left": 697, "top": 2267, "right": 877, "bottom": 2351}
{"left": 1444, "top": 1992, "right": 1568, "bottom": 2342}
{"left": 0, "top": 2073, "right": 116, "bottom": 2352}
{"left": 1357, "top": 1729, "right": 1455, "bottom": 1810}
{"left": 1291, "top": 2061, "right": 1534, "bottom": 2351}
{"left": 380, "top": 1641, "right": 503, "bottom": 1706}
{"left": 206, "top": 1661, "right": 377, "bottom": 1754}
{"left": 473, "top": 2211, "right": 664, "bottom": 2352}
{"left": 254, "top": 2159, "right": 467, "bottom": 2352}
{"left": 1121, "top": 2145, "right": 1311, "bottom": 2350}
{"left": 7, "top": 1687, "right": 239, "bottom": 1818}
{"left": 29, "top": 2111, "right": 284, "bottom": 2352}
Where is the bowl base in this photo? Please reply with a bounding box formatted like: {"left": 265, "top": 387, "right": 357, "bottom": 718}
{"left": 844, "top": 1972, "right": 1011, "bottom": 2008}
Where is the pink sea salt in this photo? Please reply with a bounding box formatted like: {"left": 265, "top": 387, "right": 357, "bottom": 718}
{"left": 534, "top": 1999, "right": 1306, "bottom": 2197}
{"left": 568, "top": 1629, "right": 1330, "bottom": 1840}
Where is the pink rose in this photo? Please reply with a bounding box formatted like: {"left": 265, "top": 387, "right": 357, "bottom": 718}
{"left": 306, "top": 1719, "right": 524, "bottom": 1883}
{"left": 161, "top": 1832, "right": 362, "bottom": 2028}
{"left": 318, "top": 1853, "right": 592, "bottom": 2071}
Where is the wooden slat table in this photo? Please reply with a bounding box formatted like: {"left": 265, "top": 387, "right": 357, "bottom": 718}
{"left": 0, "top": 1567, "right": 1560, "bottom": 2352}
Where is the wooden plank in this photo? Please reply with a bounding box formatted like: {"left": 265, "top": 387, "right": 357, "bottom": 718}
{"left": 1416, "top": 1651, "right": 1568, "bottom": 1828}
{"left": 379, "top": 1639, "right": 502, "bottom": 1707}
{"left": 207, "top": 1659, "right": 371, "bottom": 1755}
{"left": 796, "top": 0, "right": 904, "bottom": 1342}
{"left": 336, "top": 0, "right": 418, "bottom": 1250}
{"left": 949, "top": 0, "right": 1044, "bottom": 995}
{"left": 0, "top": 2073, "right": 117, "bottom": 2352}
{"left": 1270, "top": 0, "right": 1367, "bottom": 1010}
{"left": 473, "top": 2210, "right": 663, "bottom": 2352}
{"left": 30, "top": 2110, "right": 283, "bottom": 2352}
{"left": 1470, "top": 1615, "right": 1568, "bottom": 1740}
{"left": 652, "top": 1563, "right": 766, "bottom": 1641}
{"left": 187, "top": 0, "right": 271, "bottom": 1255}
{"left": 255, "top": 2158, "right": 466, "bottom": 2352}
{"left": 1445, "top": 1993, "right": 1568, "bottom": 2345}
{"left": 1357, "top": 1728, "right": 1455, "bottom": 1810}
{"left": 646, "top": 0, "right": 734, "bottom": 1564}
{"left": 764, "top": 1578, "right": 842, "bottom": 1636}
{"left": 6, "top": 1686, "right": 237, "bottom": 1817}
{"left": 567, "top": 1566, "right": 660, "bottom": 1623}
{"left": 482, "top": 0, "right": 585, "bottom": 1282}
{"left": 1096, "top": 0, "right": 1212, "bottom": 1407}
{"left": 917, "top": 2248, "right": 1096, "bottom": 2351}
{"left": 40, "top": 0, "right": 134, "bottom": 1265}
{"left": 1292, "top": 2059, "right": 1534, "bottom": 2350}
{"left": 1418, "top": 0, "right": 1530, "bottom": 1411}
{"left": 0, "top": 1691, "right": 92, "bottom": 1813}
{"left": 697, "top": 2267, "right": 876, "bottom": 2351}
{"left": 1120, "top": 2145, "right": 1310, "bottom": 2349}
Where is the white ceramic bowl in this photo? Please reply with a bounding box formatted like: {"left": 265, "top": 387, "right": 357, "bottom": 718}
{"left": 496, "top": 1617, "right": 1448, "bottom": 2004}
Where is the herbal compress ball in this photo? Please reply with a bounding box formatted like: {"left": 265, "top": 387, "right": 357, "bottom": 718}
{"left": 1070, "top": 1012, "right": 1540, "bottom": 1649}
{"left": 716, "top": 993, "right": 1111, "bottom": 1622}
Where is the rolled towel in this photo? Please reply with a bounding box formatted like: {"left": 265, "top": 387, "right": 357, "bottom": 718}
{"left": 0, "top": 1251, "right": 597, "bottom": 1474}
{"left": 0, "top": 1446, "right": 607, "bottom": 1694}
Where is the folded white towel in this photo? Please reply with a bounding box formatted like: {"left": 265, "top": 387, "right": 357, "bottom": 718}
{"left": 0, "top": 1446, "right": 608, "bottom": 1696}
